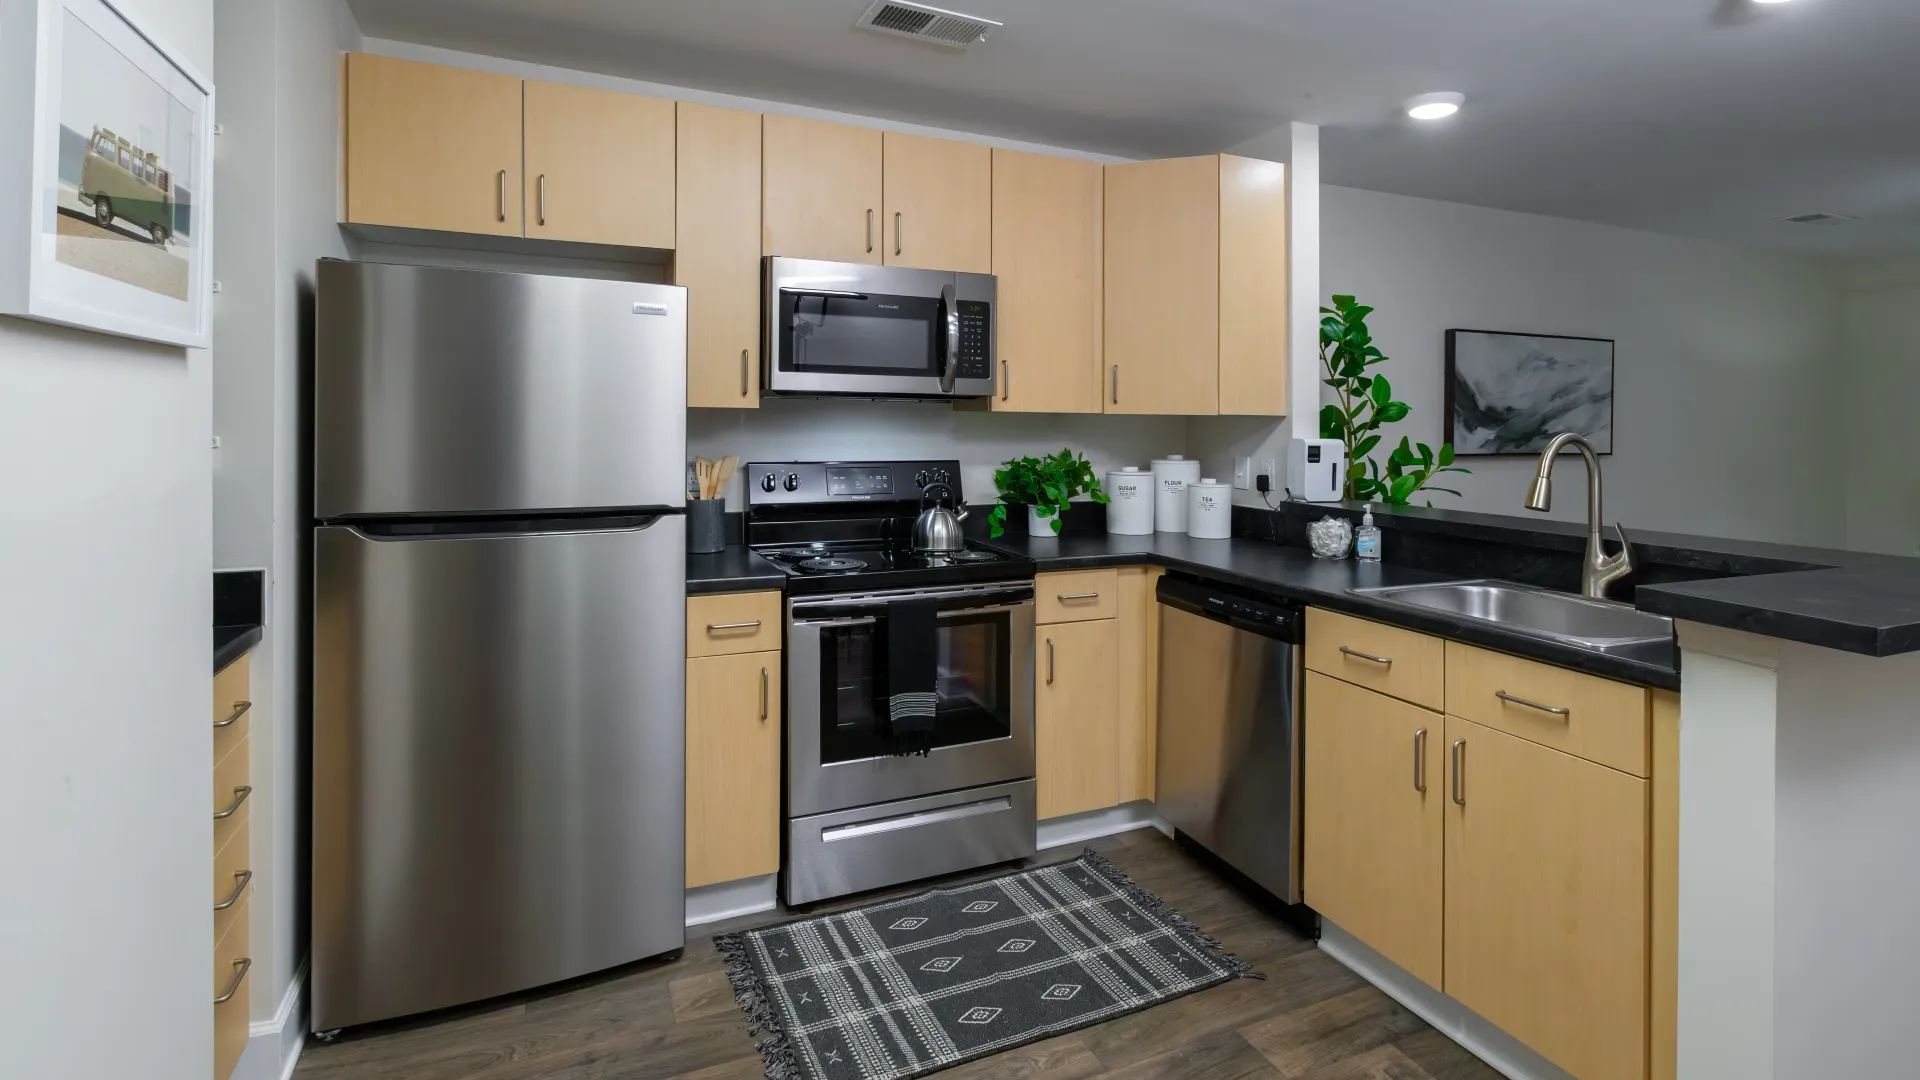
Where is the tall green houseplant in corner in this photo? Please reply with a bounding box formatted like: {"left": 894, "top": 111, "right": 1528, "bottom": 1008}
{"left": 1318, "top": 294, "right": 1470, "bottom": 504}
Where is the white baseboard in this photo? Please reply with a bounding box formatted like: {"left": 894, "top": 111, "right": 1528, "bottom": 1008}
{"left": 230, "top": 957, "right": 308, "bottom": 1080}
{"left": 1036, "top": 800, "right": 1163, "bottom": 850}
{"left": 687, "top": 873, "right": 779, "bottom": 927}
{"left": 1317, "top": 922, "right": 1575, "bottom": 1080}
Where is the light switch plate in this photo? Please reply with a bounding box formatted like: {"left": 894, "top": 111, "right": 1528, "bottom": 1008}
{"left": 1233, "top": 457, "right": 1252, "bottom": 490}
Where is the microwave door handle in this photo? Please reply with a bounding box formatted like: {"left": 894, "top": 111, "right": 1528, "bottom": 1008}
{"left": 939, "top": 282, "right": 959, "bottom": 393}
{"left": 778, "top": 288, "right": 870, "bottom": 301}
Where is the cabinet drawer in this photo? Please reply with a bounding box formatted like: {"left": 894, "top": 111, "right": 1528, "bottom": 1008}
{"left": 213, "top": 893, "right": 251, "bottom": 1080}
{"left": 687, "top": 591, "right": 782, "bottom": 657}
{"left": 1446, "top": 642, "right": 1649, "bottom": 777}
{"left": 1036, "top": 570, "right": 1118, "bottom": 623}
{"left": 1305, "top": 608, "right": 1445, "bottom": 711}
{"left": 212, "top": 653, "right": 251, "bottom": 765}
{"left": 212, "top": 733, "right": 251, "bottom": 853}
{"left": 212, "top": 813, "right": 252, "bottom": 945}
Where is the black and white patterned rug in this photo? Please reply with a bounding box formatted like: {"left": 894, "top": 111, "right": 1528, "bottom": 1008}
{"left": 715, "top": 848, "right": 1260, "bottom": 1080}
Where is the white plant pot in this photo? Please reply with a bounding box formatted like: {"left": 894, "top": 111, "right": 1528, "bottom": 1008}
{"left": 1029, "top": 505, "right": 1060, "bottom": 537}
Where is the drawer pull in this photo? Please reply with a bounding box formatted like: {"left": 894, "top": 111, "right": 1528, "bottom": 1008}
{"left": 213, "top": 786, "right": 252, "bottom": 820}
{"left": 1451, "top": 739, "right": 1467, "bottom": 806}
{"left": 1056, "top": 592, "right": 1101, "bottom": 602}
{"left": 1414, "top": 728, "right": 1428, "bottom": 793}
{"left": 707, "top": 620, "right": 762, "bottom": 632}
{"left": 1496, "top": 689, "right": 1570, "bottom": 717}
{"left": 213, "top": 870, "right": 253, "bottom": 911}
{"left": 214, "top": 700, "right": 251, "bottom": 729}
{"left": 1046, "top": 638, "right": 1055, "bottom": 685}
{"left": 214, "top": 958, "right": 251, "bottom": 1005}
{"left": 1339, "top": 645, "right": 1393, "bottom": 666}
{"left": 760, "top": 667, "right": 769, "bottom": 721}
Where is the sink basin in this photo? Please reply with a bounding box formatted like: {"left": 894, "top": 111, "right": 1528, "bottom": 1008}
{"left": 1347, "top": 579, "right": 1674, "bottom": 652}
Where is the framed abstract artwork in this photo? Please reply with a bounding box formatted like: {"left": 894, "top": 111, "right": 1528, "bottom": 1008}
{"left": 0, "top": 0, "right": 215, "bottom": 347}
{"left": 1445, "top": 329, "right": 1614, "bottom": 456}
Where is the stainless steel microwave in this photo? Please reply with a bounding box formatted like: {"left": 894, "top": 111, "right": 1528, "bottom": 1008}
{"left": 763, "top": 257, "right": 996, "bottom": 399}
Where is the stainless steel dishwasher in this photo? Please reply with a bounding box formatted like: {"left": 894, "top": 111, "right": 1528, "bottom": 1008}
{"left": 1155, "top": 575, "right": 1304, "bottom": 904}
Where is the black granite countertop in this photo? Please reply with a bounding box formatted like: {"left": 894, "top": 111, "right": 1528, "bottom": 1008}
{"left": 687, "top": 545, "right": 785, "bottom": 595}
{"left": 214, "top": 569, "right": 265, "bottom": 674}
{"left": 970, "top": 528, "right": 1680, "bottom": 689}
{"left": 215, "top": 624, "right": 262, "bottom": 674}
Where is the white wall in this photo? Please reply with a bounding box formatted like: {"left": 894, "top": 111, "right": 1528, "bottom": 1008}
{"left": 0, "top": 3, "right": 213, "bottom": 1078}
{"left": 1192, "top": 186, "right": 1847, "bottom": 548}
{"left": 1841, "top": 258, "right": 1920, "bottom": 555}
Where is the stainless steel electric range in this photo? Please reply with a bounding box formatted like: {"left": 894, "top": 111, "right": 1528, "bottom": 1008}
{"left": 745, "top": 460, "right": 1038, "bottom": 906}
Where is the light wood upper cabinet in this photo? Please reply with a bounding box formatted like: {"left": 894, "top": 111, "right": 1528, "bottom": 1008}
{"left": 1444, "top": 715, "right": 1650, "bottom": 1080}
{"left": 523, "top": 80, "right": 674, "bottom": 247}
{"left": 1303, "top": 672, "right": 1445, "bottom": 989}
{"left": 675, "top": 102, "right": 763, "bottom": 408}
{"left": 686, "top": 650, "right": 782, "bottom": 888}
{"left": 344, "top": 53, "right": 524, "bottom": 236}
{"left": 1102, "top": 154, "right": 1287, "bottom": 416}
{"left": 762, "top": 114, "right": 883, "bottom": 263}
{"left": 883, "top": 132, "right": 990, "bottom": 272}
{"left": 990, "top": 149, "right": 1102, "bottom": 413}
{"left": 1036, "top": 618, "right": 1120, "bottom": 819}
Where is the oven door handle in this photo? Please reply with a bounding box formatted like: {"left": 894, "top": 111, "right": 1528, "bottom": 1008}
{"left": 790, "top": 602, "right": 1032, "bottom": 629}
{"left": 791, "top": 615, "right": 879, "bottom": 630}
{"left": 790, "top": 585, "right": 1035, "bottom": 614}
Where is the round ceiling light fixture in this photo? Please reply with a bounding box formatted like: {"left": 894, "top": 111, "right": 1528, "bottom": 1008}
{"left": 1405, "top": 91, "right": 1466, "bottom": 121}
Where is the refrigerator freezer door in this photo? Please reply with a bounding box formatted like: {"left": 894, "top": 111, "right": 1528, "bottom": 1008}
{"left": 315, "top": 260, "right": 688, "bottom": 519}
{"left": 311, "top": 517, "right": 686, "bottom": 1031}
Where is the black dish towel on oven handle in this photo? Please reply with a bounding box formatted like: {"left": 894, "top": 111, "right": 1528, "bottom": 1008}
{"left": 885, "top": 597, "right": 939, "bottom": 757}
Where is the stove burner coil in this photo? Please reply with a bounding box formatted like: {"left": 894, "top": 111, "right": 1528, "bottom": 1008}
{"left": 798, "top": 556, "right": 866, "bottom": 572}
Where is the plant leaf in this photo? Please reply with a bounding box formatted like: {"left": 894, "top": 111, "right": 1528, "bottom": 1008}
{"left": 1331, "top": 293, "right": 1356, "bottom": 307}
{"left": 1377, "top": 401, "right": 1410, "bottom": 424}
{"left": 1320, "top": 405, "right": 1347, "bottom": 439}
{"left": 1417, "top": 442, "right": 1434, "bottom": 466}
{"left": 1353, "top": 434, "right": 1382, "bottom": 460}
{"left": 1390, "top": 475, "right": 1419, "bottom": 503}
{"left": 1370, "top": 375, "right": 1392, "bottom": 407}
{"left": 1438, "top": 443, "right": 1456, "bottom": 466}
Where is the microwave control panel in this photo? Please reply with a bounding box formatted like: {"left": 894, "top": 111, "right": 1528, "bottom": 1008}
{"left": 954, "top": 301, "right": 992, "bottom": 380}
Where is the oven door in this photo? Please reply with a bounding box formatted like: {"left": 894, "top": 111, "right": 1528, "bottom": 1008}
{"left": 764, "top": 258, "right": 995, "bottom": 398}
{"left": 787, "top": 582, "right": 1035, "bottom": 817}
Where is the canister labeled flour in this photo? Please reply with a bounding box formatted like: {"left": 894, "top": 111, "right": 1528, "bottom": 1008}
{"left": 1151, "top": 456, "right": 1201, "bottom": 533}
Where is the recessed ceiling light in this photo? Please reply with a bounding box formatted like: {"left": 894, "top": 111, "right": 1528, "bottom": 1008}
{"left": 1405, "top": 92, "right": 1465, "bottom": 121}
{"left": 1752, "top": 0, "right": 1796, "bottom": 4}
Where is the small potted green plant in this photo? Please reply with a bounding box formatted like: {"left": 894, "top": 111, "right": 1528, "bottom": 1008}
{"left": 988, "top": 449, "right": 1109, "bottom": 538}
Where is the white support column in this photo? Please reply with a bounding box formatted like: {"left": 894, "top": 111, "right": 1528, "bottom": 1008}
{"left": 1287, "top": 122, "right": 1321, "bottom": 433}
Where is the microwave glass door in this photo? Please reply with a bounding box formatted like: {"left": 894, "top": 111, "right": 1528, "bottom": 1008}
{"left": 778, "top": 291, "right": 942, "bottom": 379}
{"left": 817, "top": 610, "right": 1010, "bottom": 764}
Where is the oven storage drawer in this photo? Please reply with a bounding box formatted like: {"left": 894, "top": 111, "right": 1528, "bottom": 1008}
{"left": 785, "top": 780, "right": 1037, "bottom": 905}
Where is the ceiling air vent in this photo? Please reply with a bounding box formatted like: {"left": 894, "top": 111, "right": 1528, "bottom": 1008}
{"left": 1779, "top": 212, "right": 1859, "bottom": 226}
{"left": 855, "top": 1, "right": 1002, "bottom": 49}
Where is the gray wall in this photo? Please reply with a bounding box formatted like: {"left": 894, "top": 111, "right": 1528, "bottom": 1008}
{"left": 1841, "top": 258, "right": 1920, "bottom": 555}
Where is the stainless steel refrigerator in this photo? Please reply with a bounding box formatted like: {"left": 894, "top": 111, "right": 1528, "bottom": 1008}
{"left": 310, "top": 260, "right": 687, "bottom": 1032}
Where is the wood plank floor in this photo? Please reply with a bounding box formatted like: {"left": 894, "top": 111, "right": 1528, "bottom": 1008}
{"left": 294, "top": 829, "right": 1501, "bottom": 1080}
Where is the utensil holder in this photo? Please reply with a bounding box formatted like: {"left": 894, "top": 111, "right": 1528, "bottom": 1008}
{"left": 687, "top": 499, "right": 727, "bottom": 553}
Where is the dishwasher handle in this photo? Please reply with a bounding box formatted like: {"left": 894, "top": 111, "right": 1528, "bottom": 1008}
{"left": 1155, "top": 574, "right": 1302, "bottom": 643}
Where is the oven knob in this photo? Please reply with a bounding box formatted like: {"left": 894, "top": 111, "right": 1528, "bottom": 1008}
{"left": 784, "top": 472, "right": 800, "bottom": 492}
{"left": 915, "top": 470, "right": 929, "bottom": 487}
{"left": 760, "top": 473, "right": 777, "bottom": 493}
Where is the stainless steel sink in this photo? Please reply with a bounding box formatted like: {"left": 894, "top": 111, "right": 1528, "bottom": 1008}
{"left": 1347, "top": 579, "right": 1674, "bottom": 652}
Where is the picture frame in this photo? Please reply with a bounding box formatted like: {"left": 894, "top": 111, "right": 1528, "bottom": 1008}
{"left": 1444, "top": 328, "right": 1615, "bottom": 456}
{"left": 0, "top": 0, "right": 215, "bottom": 348}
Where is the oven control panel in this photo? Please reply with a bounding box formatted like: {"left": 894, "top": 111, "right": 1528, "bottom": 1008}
{"left": 744, "top": 460, "right": 965, "bottom": 507}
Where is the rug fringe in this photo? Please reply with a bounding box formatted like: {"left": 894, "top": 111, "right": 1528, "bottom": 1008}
{"left": 1076, "top": 846, "right": 1266, "bottom": 980}
{"left": 714, "top": 932, "right": 806, "bottom": 1080}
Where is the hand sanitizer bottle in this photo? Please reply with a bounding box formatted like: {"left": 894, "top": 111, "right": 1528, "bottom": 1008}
{"left": 1355, "top": 503, "right": 1382, "bottom": 561}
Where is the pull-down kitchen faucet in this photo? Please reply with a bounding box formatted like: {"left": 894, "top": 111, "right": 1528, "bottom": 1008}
{"left": 1524, "top": 432, "right": 1633, "bottom": 599}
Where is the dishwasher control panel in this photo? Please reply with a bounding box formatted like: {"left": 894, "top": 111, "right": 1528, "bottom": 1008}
{"left": 1158, "top": 574, "right": 1301, "bottom": 641}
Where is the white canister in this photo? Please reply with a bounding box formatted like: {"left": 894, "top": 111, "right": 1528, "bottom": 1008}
{"left": 1187, "top": 478, "right": 1233, "bottom": 539}
{"left": 1106, "top": 467, "right": 1154, "bottom": 534}
{"left": 1151, "top": 456, "right": 1201, "bottom": 533}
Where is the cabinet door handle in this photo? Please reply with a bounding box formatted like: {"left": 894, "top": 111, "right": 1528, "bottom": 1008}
{"left": 1496, "top": 690, "right": 1570, "bottom": 717}
{"left": 214, "top": 958, "right": 251, "bottom": 1005}
{"left": 497, "top": 169, "right": 507, "bottom": 223}
{"left": 707, "top": 620, "right": 761, "bottom": 632}
{"left": 213, "top": 870, "right": 253, "bottom": 911}
{"left": 1057, "top": 592, "right": 1100, "bottom": 602}
{"left": 1414, "top": 728, "right": 1428, "bottom": 793}
{"left": 1001, "top": 360, "right": 1009, "bottom": 402}
{"left": 536, "top": 173, "right": 546, "bottom": 226}
{"left": 760, "top": 667, "right": 769, "bottom": 721}
{"left": 1451, "top": 739, "right": 1467, "bottom": 805}
{"left": 741, "top": 349, "right": 750, "bottom": 397}
{"left": 213, "top": 785, "right": 252, "bottom": 820}
{"left": 866, "top": 209, "right": 874, "bottom": 253}
{"left": 214, "top": 700, "right": 251, "bottom": 729}
{"left": 1046, "top": 638, "right": 1055, "bottom": 685}
{"left": 895, "top": 211, "right": 903, "bottom": 256}
{"left": 1339, "top": 645, "right": 1393, "bottom": 666}
{"left": 1111, "top": 365, "right": 1119, "bottom": 405}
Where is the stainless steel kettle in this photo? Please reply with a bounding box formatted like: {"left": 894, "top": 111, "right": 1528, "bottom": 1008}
{"left": 911, "top": 482, "right": 969, "bottom": 553}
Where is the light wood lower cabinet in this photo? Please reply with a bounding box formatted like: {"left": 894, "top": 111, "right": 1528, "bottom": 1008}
{"left": 211, "top": 654, "right": 254, "bottom": 1080}
{"left": 213, "top": 893, "right": 251, "bottom": 1080}
{"left": 686, "top": 649, "right": 782, "bottom": 888}
{"left": 675, "top": 102, "right": 763, "bottom": 409}
{"left": 1444, "top": 714, "right": 1649, "bottom": 1080}
{"left": 1302, "top": 671, "right": 1444, "bottom": 988}
{"left": 1036, "top": 618, "right": 1120, "bottom": 819}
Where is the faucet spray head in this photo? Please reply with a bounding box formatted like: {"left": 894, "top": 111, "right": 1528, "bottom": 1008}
{"left": 1525, "top": 474, "right": 1552, "bottom": 512}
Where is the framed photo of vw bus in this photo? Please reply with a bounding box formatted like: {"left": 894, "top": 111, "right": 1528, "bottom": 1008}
{"left": 0, "top": 0, "right": 214, "bottom": 347}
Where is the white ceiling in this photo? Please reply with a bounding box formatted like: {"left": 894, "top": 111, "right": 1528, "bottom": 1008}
{"left": 348, "top": 0, "right": 1920, "bottom": 259}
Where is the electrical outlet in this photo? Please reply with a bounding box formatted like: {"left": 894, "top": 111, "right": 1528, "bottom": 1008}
{"left": 1259, "top": 458, "right": 1277, "bottom": 489}
{"left": 1233, "top": 457, "right": 1252, "bottom": 490}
